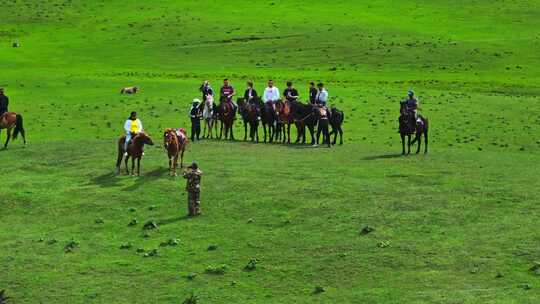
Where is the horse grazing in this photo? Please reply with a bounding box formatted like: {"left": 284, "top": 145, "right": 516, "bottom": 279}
{"left": 218, "top": 96, "right": 236, "bottom": 140}
{"left": 116, "top": 132, "right": 154, "bottom": 176}
{"left": 163, "top": 128, "right": 188, "bottom": 176}
{"left": 238, "top": 97, "right": 261, "bottom": 142}
{"left": 202, "top": 95, "right": 218, "bottom": 139}
{"left": 399, "top": 101, "right": 428, "bottom": 154}
{"left": 120, "top": 86, "right": 139, "bottom": 94}
{"left": 290, "top": 101, "right": 317, "bottom": 145}
{"left": 260, "top": 102, "right": 276, "bottom": 143}
{"left": 0, "top": 112, "right": 26, "bottom": 149}
{"left": 329, "top": 107, "right": 344, "bottom": 145}
{"left": 275, "top": 100, "right": 294, "bottom": 144}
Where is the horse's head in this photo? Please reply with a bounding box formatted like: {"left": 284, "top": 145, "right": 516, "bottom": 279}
{"left": 139, "top": 132, "right": 154, "bottom": 146}
{"left": 163, "top": 129, "right": 174, "bottom": 148}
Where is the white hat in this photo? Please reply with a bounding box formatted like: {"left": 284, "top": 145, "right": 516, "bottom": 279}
{"left": 193, "top": 98, "right": 201, "bottom": 104}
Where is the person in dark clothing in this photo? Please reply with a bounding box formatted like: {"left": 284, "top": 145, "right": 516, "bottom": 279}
{"left": 189, "top": 99, "right": 202, "bottom": 141}
{"left": 199, "top": 80, "right": 214, "bottom": 102}
{"left": 283, "top": 81, "right": 299, "bottom": 102}
{"left": 309, "top": 82, "right": 317, "bottom": 104}
{"left": 244, "top": 81, "right": 258, "bottom": 104}
{"left": 0, "top": 88, "right": 9, "bottom": 116}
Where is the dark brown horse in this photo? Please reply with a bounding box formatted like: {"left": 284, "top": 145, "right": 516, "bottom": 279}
{"left": 399, "top": 102, "right": 428, "bottom": 154}
{"left": 238, "top": 98, "right": 261, "bottom": 142}
{"left": 275, "top": 100, "right": 293, "bottom": 144}
{"left": 329, "top": 107, "right": 344, "bottom": 145}
{"left": 218, "top": 96, "right": 235, "bottom": 140}
{"left": 260, "top": 102, "right": 276, "bottom": 143}
{"left": 0, "top": 112, "right": 26, "bottom": 149}
{"left": 290, "top": 101, "right": 317, "bottom": 145}
{"left": 116, "top": 132, "right": 154, "bottom": 176}
{"left": 163, "top": 128, "right": 188, "bottom": 176}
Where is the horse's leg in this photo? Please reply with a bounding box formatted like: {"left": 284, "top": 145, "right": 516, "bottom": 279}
{"left": 3, "top": 128, "right": 11, "bottom": 148}
{"left": 287, "top": 123, "right": 291, "bottom": 144}
{"left": 255, "top": 123, "right": 259, "bottom": 142}
{"left": 339, "top": 127, "right": 343, "bottom": 145}
{"left": 173, "top": 154, "right": 178, "bottom": 176}
{"left": 416, "top": 131, "right": 422, "bottom": 154}
{"left": 169, "top": 155, "right": 173, "bottom": 176}
{"left": 262, "top": 124, "right": 267, "bottom": 143}
{"left": 125, "top": 156, "right": 130, "bottom": 174}
{"left": 308, "top": 125, "right": 315, "bottom": 145}
{"left": 401, "top": 133, "right": 406, "bottom": 155}
{"left": 424, "top": 129, "right": 429, "bottom": 154}
{"left": 230, "top": 123, "right": 235, "bottom": 141}
{"left": 131, "top": 157, "right": 136, "bottom": 176}
{"left": 116, "top": 148, "right": 123, "bottom": 175}
{"left": 136, "top": 157, "right": 141, "bottom": 176}
{"left": 407, "top": 134, "right": 411, "bottom": 155}
{"left": 180, "top": 148, "right": 185, "bottom": 168}
{"left": 331, "top": 126, "right": 337, "bottom": 145}
{"left": 244, "top": 121, "right": 247, "bottom": 141}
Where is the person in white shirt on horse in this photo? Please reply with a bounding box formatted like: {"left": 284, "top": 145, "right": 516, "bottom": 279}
{"left": 262, "top": 79, "right": 280, "bottom": 111}
{"left": 123, "top": 111, "right": 144, "bottom": 156}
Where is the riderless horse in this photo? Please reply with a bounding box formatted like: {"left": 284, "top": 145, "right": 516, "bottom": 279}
{"left": 163, "top": 128, "right": 188, "bottom": 176}
{"left": 0, "top": 112, "right": 26, "bottom": 149}
{"left": 238, "top": 97, "right": 261, "bottom": 142}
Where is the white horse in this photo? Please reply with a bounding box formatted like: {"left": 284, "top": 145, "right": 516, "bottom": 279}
{"left": 202, "top": 95, "right": 217, "bottom": 138}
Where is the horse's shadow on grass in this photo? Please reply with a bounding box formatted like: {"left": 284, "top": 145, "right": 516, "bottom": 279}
{"left": 89, "top": 172, "right": 121, "bottom": 188}
{"left": 158, "top": 215, "right": 191, "bottom": 226}
{"left": 362, "top": 153, "right": 404, "bottom": 161}
{"left": 122, "top": 167, "right": 169, "bottom": 191}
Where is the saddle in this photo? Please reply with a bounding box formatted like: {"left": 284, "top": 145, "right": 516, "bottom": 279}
{"left": 175, "top": 128, "right": 187, "bottom": 144}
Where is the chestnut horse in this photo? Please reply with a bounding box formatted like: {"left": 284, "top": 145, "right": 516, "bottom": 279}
{"left": 275, "top": 100, "right": 293, "bottom": 144}
{"left": 116, "top": 132, "right": 154, "bottom": 176}
{"left": 163, "top": 128, "right": 188, "bottom": 176}
{"left": 399, "top": 101, "right": 428, "bottom": 154}
{"left": 218, "top": 96, "right": 235, "bottom": 140}
{"left": 0, "top": 112, "right": 26, "bottom": 149}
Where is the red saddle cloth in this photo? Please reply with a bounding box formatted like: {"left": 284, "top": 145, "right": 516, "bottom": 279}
{"left": 175, "top": 128, "right": 187, "bottom": 144}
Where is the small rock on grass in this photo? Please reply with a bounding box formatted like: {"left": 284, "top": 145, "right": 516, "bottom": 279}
{"left": 207, "top": 244, "right": 218, "bottom": 251}
{"left": 143, "top": 220, "right": 158, "bottom": 230}
{"left": 160, "top": 239, "right": 180, "bottom": 247}
{"left": 377, "top": 240, "right": 390, "bottom": 248}
{"left": 360, "top": 226, "right": 375, "bottom": 235}
{"left": 128, "top": 219, "right": 138, "bottom": 226}
{"left": 64, "top": 240, "right": 79, "bottom": 253}
{"left": 244, "top": 258, "right": 259, "bottom": 271}
{"left": 95, "top": 219, "right": 104, "bottom": 224}
{"left": 143, "top": 249, "right": 158, "bottom": 257}
{"left": 313, "top": 286, "right": 325, "bottom": 294}
{"left": 205, "top": 264, "right": 228, "bottom": 275}
{"left": 120, "top": 243, "right": 133, "bottom": 250}
{"left": 186, "top": 273, "right": 197, "bottom": 280}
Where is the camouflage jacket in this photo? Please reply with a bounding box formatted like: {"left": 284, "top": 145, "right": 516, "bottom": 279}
{"left": 183, "top": 169, "right": 202, "bottom": 191}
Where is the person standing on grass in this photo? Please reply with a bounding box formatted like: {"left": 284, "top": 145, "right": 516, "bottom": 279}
{"left": 0, "top": 88, "right": 9, "bottom": 117}
{"left": 189, "top": 99, "right": 202, "bottom": 141}
{"left": 315, "top": 83, "right": 328, "bottom": 106}
{"left": 283, "top": 81, "right": 299, "bottom": 102}
{"left": 220, "top": 78, "right": 237, "bottom": 113}
{"left": 263, "top": 79, "right": 280, "bottom": 111}
{"left": 183, "top": 161, "right": 202, "bottom": 217}
{"left": 123, "top": 111, "right": 144, "bottom": 155}
{"left": 309, "top": 82, "right": 317, "bottom": 104}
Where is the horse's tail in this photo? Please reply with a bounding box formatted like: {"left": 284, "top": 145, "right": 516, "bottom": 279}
{"left": 12, "top": 114, "right": 25, "bottom": 140}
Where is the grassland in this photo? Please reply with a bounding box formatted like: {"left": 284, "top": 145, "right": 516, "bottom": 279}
{"left": 1, "top": 1, "right": 540, "bottom": 303}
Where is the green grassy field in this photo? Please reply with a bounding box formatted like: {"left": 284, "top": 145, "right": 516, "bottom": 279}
{"left": 1, "top": 1, "right": 540, "bottom": 303}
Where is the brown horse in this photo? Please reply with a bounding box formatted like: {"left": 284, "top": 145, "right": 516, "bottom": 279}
{"left": 275, "top": 100, "right": 293, "bottom": 144}
{"left": 399, "top": 102, "right": 428, "bottom": 154}
{"left": 218, "top": 96, "right": 236, "bottom": 140}
{"left": 238, "top": 97, "right": 261, "bottom": 142}
{"left": 116, "top": 132, "right": 154, "bottom": 176}
{"left": 0, "top": 112, "right": 26, "bottom": 149}
{"left": 163, "top": 128, "right": 188, "bottom": 176}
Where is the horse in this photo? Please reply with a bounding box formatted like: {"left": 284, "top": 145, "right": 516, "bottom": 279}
{"left": 315, "top": 106, "right": 331, "bottom": 147}
{"left": 120, "top": 86, "right": 139, "bottom": 94}
{"left": 329, "top": 107, "right": 344, "bottom": 145}
{"left": 0, "top": 112, "right": 26, "bottom": 149}
{"left": 238, "top": 97, "right": 261, "bottom": 142}
{"left": 163, "top": 128, "right": 188, "bottom": 176}
{"left": 399, "top": 101, "right": 428, "bottom": 154}
{"left": 275, "top": 100, "right": 294, "bottom": 144}
{"left": 116, "top": 132, "right": 154, "bottom": 176}
{"left": 260, "top": 101, "right": 276, "bottom": 143}
{"left": 290, "top": 101, "right": 317, "bottom": 145}
{"left": 202, "top": 95, "right": 217, "bottom": 139}
{"left": 218, "top": 96, "right": 236, "bottom": 140}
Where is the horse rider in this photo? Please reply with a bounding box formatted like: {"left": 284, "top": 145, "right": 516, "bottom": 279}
{"left": 283, "top": 81, "right": 299, "bottom": 103}
{"left": 123, "top": 111, "right": 144, "bottom": 156}
{"left": 309, "top": 82, "right": 317, "bottom": 104}
{"left": 0, "top": 88, "right": 9, "bottom": 117}
{"left": 183, "top": 161, "right": 203, "bottom": 217}
{"left": 189, "top": 99, "right": 202, "bottom": 141}
{"left": 220, "top": 78, "right": 237, "bottom": 113}
{"left": 315, "top": 83, "right": 328, "bottom": 106}
{"left": 244, "top": 81, "right": 259, "bottom": 105}
{"left": 199, "top": 80, "right": 214, "bottom": 102}
{"left": 405, "top": 90, "right": 421, "bottom": 122}
{"left": 263, "top": 79, "right": 280, "bottom": 112}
